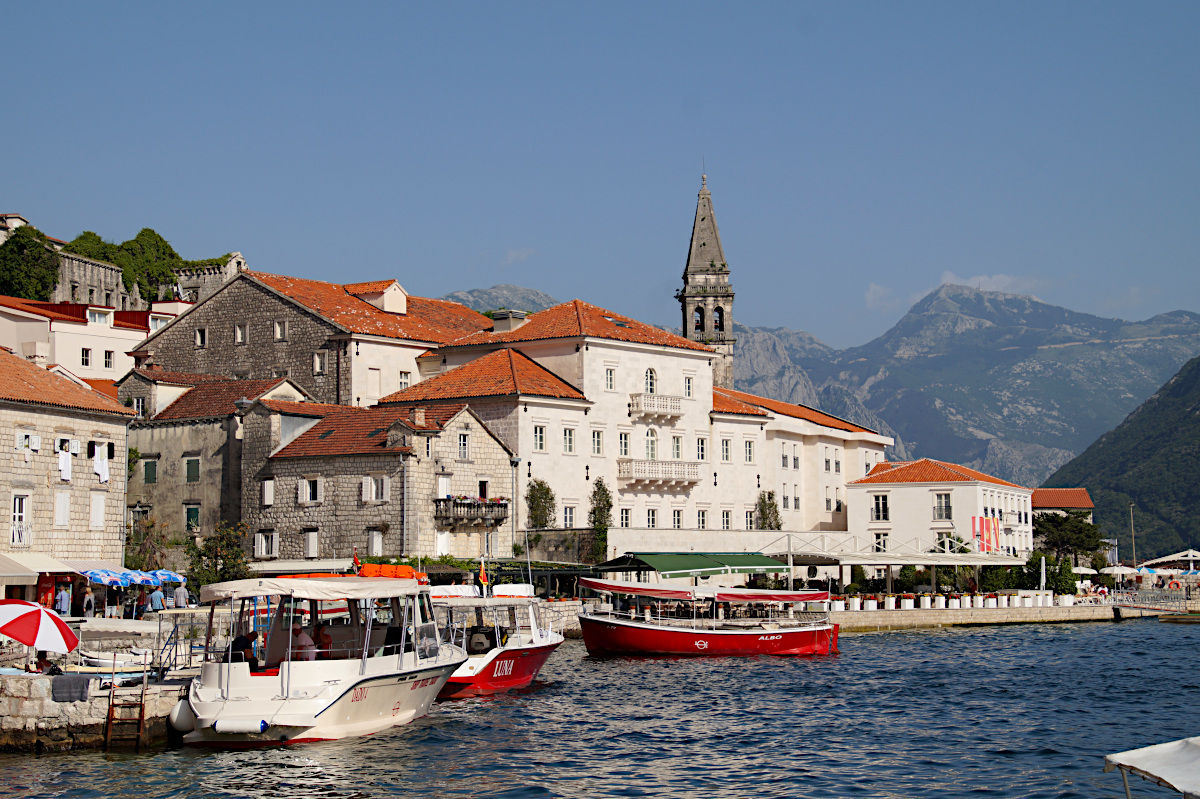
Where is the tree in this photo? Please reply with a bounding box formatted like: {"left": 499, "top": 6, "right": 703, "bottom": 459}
{"left": 126, "top": 516, "right": 169, "bottom": 572}
{"left": 754, "top": 491, "right": 782, "bottom": 530}
{"left": 185, "top": 521, "right": 254, "bottom": 588}
{"left": 525, "top": 478, "right": 556, "bottom": 529}
{"left": 61, "top": 227, "right": 232, "bottom": 301}
{"left": 587, "top": 478, "right": 613, "bottom": 533}
{"left": 1034, "top": 510, "right": 1105, "bottom": 564}
{"left": 0, "top": 225, "right": 60, "bottom": 300}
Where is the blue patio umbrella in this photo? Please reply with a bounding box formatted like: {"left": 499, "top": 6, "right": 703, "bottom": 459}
{"left": 124, "top": 570, "right": 161, "bottom": 586}
{"left": 149, "top": 569, "right": 186, "bottom": 585}
{"left": 82, "top": 570, "right": 130, "bottom": 587}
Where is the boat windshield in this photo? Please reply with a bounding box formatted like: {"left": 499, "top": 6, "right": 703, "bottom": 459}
{"left": 415, "top": 593, "right": 439, "bottom": 659}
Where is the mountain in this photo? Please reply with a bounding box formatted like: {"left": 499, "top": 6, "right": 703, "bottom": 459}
{"left": 1043, "top": 355, "right": 1200, "bottom": 559}
{"left": 438, "top": 284, "right": 560, "bottom": 314}
{"left": 737, "top": 285, "right": 1200, "bottom": 486}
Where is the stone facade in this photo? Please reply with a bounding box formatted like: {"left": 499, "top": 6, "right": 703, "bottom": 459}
{"left": 676, "top": 176, "right": 735, "bottom": 388}
{"left": 172, "top": 253, "right": 245, "bottom": 303}
{"left": 50, "top": 251, "right": 144, "bottom": 311}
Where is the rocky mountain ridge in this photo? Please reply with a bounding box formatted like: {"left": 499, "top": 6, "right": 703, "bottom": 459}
{"left": 438, "top": 284, "right": 560, "bottom": 314}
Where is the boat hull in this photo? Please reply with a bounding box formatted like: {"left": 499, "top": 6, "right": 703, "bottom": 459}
{"left": 579, "top": 613, "right": 839, "bottom": 657}
{"left": 438, "top": 639, "right": 562, "bottom": 699}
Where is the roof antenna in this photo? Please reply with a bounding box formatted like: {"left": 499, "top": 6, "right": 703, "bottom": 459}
{"left": 702, "top": 156, "right": 706, "bottom": 188}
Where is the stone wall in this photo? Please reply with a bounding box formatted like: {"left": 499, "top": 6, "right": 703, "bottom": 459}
{"left": 520, "top": 527, "right": 602, "bottom": 564}
{"left": 50, "top": 252, "right": 143, "bottom": 310}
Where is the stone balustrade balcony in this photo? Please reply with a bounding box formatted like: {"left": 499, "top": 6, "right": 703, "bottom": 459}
{"left": 617, "top": 459, "right": 701, "bottom": 488}
{"left": 628, "top": 393, "right": 683, "bottom": 421}
{"left": 434, "top": 498, "right": 510, "bottom": 524}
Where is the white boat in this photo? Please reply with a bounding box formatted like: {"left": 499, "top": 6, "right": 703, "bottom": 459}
{"left": 1104, "top": 736, "right": 1200, "bottom": 798}
{"left": 170, "top": 576, "right": 467, "bottom": 747}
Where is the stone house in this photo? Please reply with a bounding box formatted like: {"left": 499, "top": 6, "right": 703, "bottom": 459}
{"left": 240, "top": 402, "right": 514, "bottom": 565}
{"left": 0, "top": 347, "right": 134, "bottom": 601}
{"left": 130, "top": 270, "right": 492, "bottom": 407}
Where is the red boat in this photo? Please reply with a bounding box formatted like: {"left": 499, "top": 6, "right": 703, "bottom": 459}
{"left": 431, "top": 593, "right": 564, "bottom": 699}
{"left": 578, "top": 577, "right": 838, "bottom": 657}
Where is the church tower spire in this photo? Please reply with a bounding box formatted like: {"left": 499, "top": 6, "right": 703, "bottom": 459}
{"left": 676, "top": 175, "right": 736, "bottom": 388}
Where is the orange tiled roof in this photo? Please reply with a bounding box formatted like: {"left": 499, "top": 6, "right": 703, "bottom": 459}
{"left": 711, "top": 388, "right": 768, "bottom": 417}
{"left": 850, "top": 458, "right": 1027, "bottom": 489}
{"left": 257, "top": 399, "right": 349, "bottom": 418}
{"left": 245, "top": 271, "right": 490, "bottom": 344}
{"left": 1032, "top": 487, "right": 1094, "bottom": 509}
{"left": 82, "top": 378, "right": 120, "bottom": 400}
{"left": 0, "top": 349, "right": 133, "bottom": 416}
{"left": 440, "top": 300, "right": 713, "bottom": 353}
{"left": 131, "top": 368, "right": 230, "bottom": 386}
{"left": 0, "top": 295, "right": 86, "bottom": 323}
{"left": 715, "top": 387, "right": 876, "bottom": 434}
{"left": 344, "top": 280, "right": 397, "bottom": 294}
{"left": 377, "top": 349, "right": 586, "bottom": 404}
{"left": 272, "top": 404, "right": 467, "bottom": 459}
{"left": 153, "top": 378, "right": 288, "bottom": 421}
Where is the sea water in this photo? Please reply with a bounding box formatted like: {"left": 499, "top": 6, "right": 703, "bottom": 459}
{"left": 0, "top": 618, "right": 1192, "bottom": 798}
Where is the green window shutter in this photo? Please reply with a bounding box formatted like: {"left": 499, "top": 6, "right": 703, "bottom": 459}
{"left": 186, "top": 459, "right": 199, "bottom": 483}
{"left": 144, "top": 461, "right": 157, "bottom": 484}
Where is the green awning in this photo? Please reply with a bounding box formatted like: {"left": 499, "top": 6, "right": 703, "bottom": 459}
{"left": 593, "top": 552, "right": 786, "bottom": 578}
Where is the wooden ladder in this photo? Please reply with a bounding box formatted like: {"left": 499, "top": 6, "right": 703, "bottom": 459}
{"left": 105, "top": 673, "right": 149, "bottom": 748}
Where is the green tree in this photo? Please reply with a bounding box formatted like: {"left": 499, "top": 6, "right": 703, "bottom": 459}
{"left": 185, "top": 521, "right": 254, "bottom": 588}
{"left": 754, "top": 491, "right": 783, "bottom": 530}
{"left": 1034, "top": 510, "right": 1105, "bottom": 564}
{"left": 587, "top": 477, "right": 613, "bottom": 560}
{"left": 525, "top": 478, "right": 556, "bottom": 529}
{"left": 0, "top": 225, "right": 60, "bottom": 300}
{"left": 125, "top": 516, "right": 169, "bottom": 572}
{"left": 61, "top": 227, "right": 232, "bottom": 302}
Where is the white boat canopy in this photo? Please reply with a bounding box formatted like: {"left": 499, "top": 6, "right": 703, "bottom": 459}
{"left": 432, "top": 596, "right": 540, "bottom": 608}
{"left": 1105, "top": 736, "right": 1200, "bottom": 798}
{"left": 200, "top": 576, "right": 422, "bottom": 603}
{"left": 580, "top": 577, "right": 828, "bottom": 603}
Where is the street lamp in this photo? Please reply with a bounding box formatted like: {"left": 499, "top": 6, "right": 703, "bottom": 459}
{"left": 511, "top": 456, "right": 530, "bottom": 584}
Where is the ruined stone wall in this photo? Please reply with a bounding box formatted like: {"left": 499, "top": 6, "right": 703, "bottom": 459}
{"left": 50, "top": 252, "right": 143, "bottom": 310}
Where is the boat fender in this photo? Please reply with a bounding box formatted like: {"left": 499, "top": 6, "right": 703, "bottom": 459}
{"left": 168, "top": 700, "right": 196, "bottom": 733}
{"left": 1169, "top": 580, "right": 1182, "bottom": 590}
{"left": 214, "top": 718, "right": 269, "bottom": 734}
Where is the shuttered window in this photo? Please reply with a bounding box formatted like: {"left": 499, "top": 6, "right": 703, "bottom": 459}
{"left": 185, "top": 458, "right": 199, "bottom": 483}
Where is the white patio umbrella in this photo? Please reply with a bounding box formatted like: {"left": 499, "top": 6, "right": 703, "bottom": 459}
{"left": 1072, "top": 566, "right": 1098, "bottom": 575}
{"left": 1102, "top": 566, "right": 1138, "bottom": 575}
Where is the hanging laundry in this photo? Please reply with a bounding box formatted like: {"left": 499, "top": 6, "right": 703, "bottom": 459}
{"left": 93, "top": 447, "right": 109, "bottom": 483}
{"left": 58, "top": 447, "right": 72, "bottom": 481}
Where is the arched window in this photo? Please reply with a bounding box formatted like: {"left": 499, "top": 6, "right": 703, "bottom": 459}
{"left": 714, "top": 306, "right": 725, "bottom": 332}
{"left": 644, "top": 368, "right": 657, "bottom": 395}
{"left": 693, "top": 306, "right": 705, "bottom": 333}
{"left": 646, "top": 429, "right": 658, "bottom": 460}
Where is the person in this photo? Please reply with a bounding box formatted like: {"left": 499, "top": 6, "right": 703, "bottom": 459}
{"left": 313, "top": 624, "right": 333, "bottom": 659}
{"left": 149, "top": 585, "right": 166, "bottom": 613}
{"left": 135, "top": 587, "right": 147, "bottom": 619}
{"left": 291, "top": 624, "right": 316, "bottom": 661}
{"left": 105, "top": 586, "right": 121, "bottom": 618}
{"left": 227, "top": 630, "right": 259, "bottom": 671}
{"left": 82, "top": 586, "right": 95, "bottom": 618}
{"left": 54, "top": 584, "right": 71, "bottom": 615}
{"left": 25, "top": 651, "right": 54, "bottom": 674}
{"left": 173, "top": 583, "right": 189, "bottom": 610}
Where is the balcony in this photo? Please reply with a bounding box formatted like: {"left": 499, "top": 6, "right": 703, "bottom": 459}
{"left": 617, "top": 459, "right": 701, "bottom": 488}
{"left": 629, "top": 393, "right": 683, "bottom": 421}
{"left": 9, "top": 521, "right": 31, "bottom": 547}
{"left": 434, "top": 498, "right": 510, "bottom": 525}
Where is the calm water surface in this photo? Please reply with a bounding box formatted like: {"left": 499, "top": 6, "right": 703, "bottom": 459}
{"left": 1, "top": 618, "right": 1193, "bottom": 798}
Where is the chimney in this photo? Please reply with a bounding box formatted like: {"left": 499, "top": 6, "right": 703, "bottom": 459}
{"left": 413, "top": 407, "right": 426, "bottom": 426}
{"left": 491, "top": 310, "right": 528, "bottom": 333}
{"left": 20, "top": 341, "right": 48, "bottom": 365}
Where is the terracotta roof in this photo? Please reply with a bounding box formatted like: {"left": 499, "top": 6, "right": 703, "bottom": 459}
{"left": 244, "top": 271, "right": 489, "bottom": 344}
{"left": 272, "top": 404, "right": 467, "bottom": 459}
{"left": 377, "top": 349, "right": 586, "bottom": 404}
{"left": 0, "top": 349, "right": 133, "bottom": 416}
{"left": 714, "top": 387, "right": 876, "bottom": 434}
{"left": 710, "top": 388, "right": 769, "bottom": 417}
{"left": 82, "top": 378, "right": 120, "bottom": 401}
{"left": 153, "top": 378, "right": 288, "bottom": 421}
{"left": 0, "top": 295, "right": 85, "bottom": 323}
{"left": 344, "top": 280, "right": 397, "bottom": 294}
{"left": 440, "top": 300, "right": 712, "bottom": 353}
{"left": 257, "top": 399, "right": 348, "bottom": 417}
{"left": 131, "top": 368, "right": 229, "bottom": 386}
{"left": 1032, "top": 488, "right": 1094, "bottom": 510}
{"left": 850, "top": 458, "right": 1027, "bottom": 489}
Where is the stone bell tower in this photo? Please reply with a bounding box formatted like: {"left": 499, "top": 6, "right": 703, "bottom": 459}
{"left": 675, "top": 175, "right": 735, "bottom": 388}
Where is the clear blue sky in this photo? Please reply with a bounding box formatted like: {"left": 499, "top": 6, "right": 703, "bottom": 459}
{"left": 4, "top": 2, "right": 1198, "bottom": 347}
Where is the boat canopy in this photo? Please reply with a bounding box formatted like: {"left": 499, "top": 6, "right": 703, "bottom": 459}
{"left": 580, "top": 577, "right": 828, "bottom": 603}
{"left": 1104, "top": 736, "right": 1200, "bottom": 797}
{"left": 200, "top": 576, "right": 422, "bottom": 603}
{"left": 432, "top": 596, "right": 540, "bottom": 608}
{"left": 594, "top": 552, "right": 787, "bottom": 578}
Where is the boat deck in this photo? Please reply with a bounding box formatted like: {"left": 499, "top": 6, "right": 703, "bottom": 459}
{"left": 586, "top": 609, "right": 831, "bottom": 631}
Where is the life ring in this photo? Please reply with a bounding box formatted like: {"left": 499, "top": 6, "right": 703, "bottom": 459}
{"left": 1168, "top": 580, "right": 1182, "bottom": 590}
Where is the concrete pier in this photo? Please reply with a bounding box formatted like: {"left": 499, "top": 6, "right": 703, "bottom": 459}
{"left": 834, "top": 604, "right": 1159, "bottom": 633}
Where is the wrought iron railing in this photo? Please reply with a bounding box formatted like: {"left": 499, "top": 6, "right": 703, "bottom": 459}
{"left": 9, "top": 521, "right": 31, "bottom": 547}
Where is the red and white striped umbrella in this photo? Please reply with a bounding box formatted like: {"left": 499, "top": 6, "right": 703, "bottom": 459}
{"left": 0, "top": 599, "right": 79, "bottom": 653}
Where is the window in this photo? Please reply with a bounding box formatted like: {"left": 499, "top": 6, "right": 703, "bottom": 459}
{"left": 835, "top": 456, "right": 841, "bottom": 474}
{"left": 646, "top": 509, "right": 657, "bottom": 528}
{"left": 619, "top": 432, "right": 629, "bottom": 457}
{"left": 235, "top": 323, "right": 247, "bottom": 344}
{"left": 195, "top": 328, "right": 207, "bottom": 348}
{"left": 270, "top": 367, "right": 288, "bottom": 378}
{"left": 304, "top": 529, "right": 320, "bottom": 559}
{"left": 185, "top": 458, "right": 200, "bottom": 483}
{"left": 872, "top": 494, "right": 889, "bottom": 522}
{"left": 620, "top": 508, "right": 630, "bottom": 528}
{"left": 721, "top": 439, "right": 731, "bottom": 462}
{"left": 644, "top": 368, "right": 657, "bottom": 395}
{"left": 825, "top": 488, "right": 831, "bottom": 512}
{"left": 533, "top": 426, "right": 546, "bottom": 451}
{"left": 672, "top": 436, "right": 681, "bottom": 459}
{"left": 605, "top": 368, "right": 615, "bottom": 391}
{"left": 934, "top": 493, "right": 952, "bottom": 521}
{"left": 186, "top": 505, "right": 200, "bottom": 533}
{"left": 793, "top": 445, "right": 799, "bottom": 470}
{"left": 672, "top": 509, "right": 682, "bottom": 529}
{"left": 274, "top": 320, "right": 288, "bottom": 341}
{"left": 794, "top": 485, "right": 799, "bottom": 511}
{"left": 425, "top": 438, "right": 431, "bottom": 458}
{"left": 90, "top": 493, "right": 105, "bottom": 530}
{"left": 744, "top": 440, "right": 754, "bottom": 463}
{"left": 81, "top": 348, "right": 91, "bottom": 367}
{"left": 824, "top": 448, "right": 830, "bottom": 472}
{"left": 684, "top": 376, "right": 693, "bottom": 398}
{"left": 299, "top": 477, "right": 321, "bottom": 504}
{"left": 255, "top": 530, "right": 278, "bottom": 558}
{"left": 458, "top": 433, "right": 470, "bottom": 460}
{"left": 721, "top": 510, "right": 731, "bottom": 530}
{"left": 363, "top": 475, "right": 387, "bottom": 502}
{"left": 11, "top": 495, "right": 30, "bottom": 546}
{"left": 697, "top": 438, "right": 707, "bottom": 461}
{"left": 782, "top": 494, "right": 789, "bottom": 510}
{"left": 564, "top": 507, "right": 575, "bottom": 528}
{"left": 697, "top": 510, "right": 707, "bottom": 530}
{"left": 262, "top": 478, "right": 275, "bottom": 506}
{"left": 592, "top": 430, "right": 604, "bottom": 456}
{"left": 313, "top": 351, "right": 327, "bottom": 375}
{"left": 866, "top": 461, "right": 872, "bottom": 476}
{"left": 746, "top": 510, "right": 754, "bottom": 530}
{"left": 873, "top": 533, "right": 888, "bottom": 553}
{"left": 104, "top": 351, "right": 113, "bottom": 369}
{"left": 133, "top": 397, "right": 145, "bottom": 417}
{"left": 645, "top": 429, "right": 657, "bottom": 460}
{"left": 783, "top": 448, "right": 789, "bottom": 468}
{"left": 398, "top": 371, "right": 411, "bottom": 390}
{"left": 143, "top": 460, "right": 157, "bottom": 484}
{"left": 835, "top": 488, "right": 842, "bottom": 512}
{"left": 54, "top": 491, "right": 69, "bottom": 528}
{"left": 563, "top": 428, "right": 575, "bottom": 454}
{"left": 88, "top": 309, "right": 107, "bottom": 324}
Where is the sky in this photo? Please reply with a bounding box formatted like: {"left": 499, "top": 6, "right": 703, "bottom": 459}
{"left": 4, "top": 2, "right": 1198, "bottom": 348}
